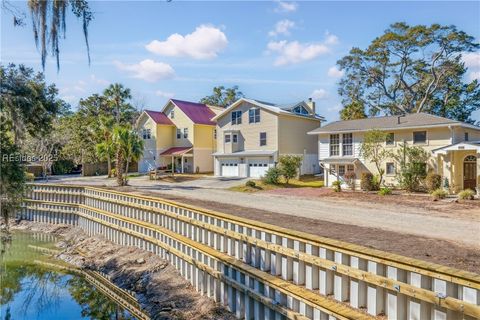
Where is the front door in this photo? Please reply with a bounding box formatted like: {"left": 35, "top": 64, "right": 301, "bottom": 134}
{"left": 463, "top": 155, "right": 477, "bottom": 190}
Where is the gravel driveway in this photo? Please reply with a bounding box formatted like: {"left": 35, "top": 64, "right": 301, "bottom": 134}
{"left": 43, "top": 175, "right": 480, "bottom": 248}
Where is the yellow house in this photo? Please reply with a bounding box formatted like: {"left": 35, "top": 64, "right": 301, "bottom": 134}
{"left": 136, "top": 99, "right": 222, "bottom": 173}
{"left": 212, "top": 98, "right": 324, "bottom": 178}
{"left": 309, "top": 113, "right": 480, "bottom": 193}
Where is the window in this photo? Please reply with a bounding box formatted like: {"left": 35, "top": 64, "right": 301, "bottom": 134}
{"left": 260, "top": 132, "right": 267, "bottom": 146}
{"left": 231, "top": 111, "right": 242, "bottom": 125}
{"left": 338, "top": 165, "right": 345, "bottom": 177}
{"left": 386, "top": 133, "right": 395, "bottom": 145}
{"left": 465, "top": 132, "right": 469, "bottom": 142}
{"left": 142, "top": 129, "right": 151, "bottom": 140}
{"left": 413, "top": 131, "right": 427, "bottom": 144}
{"left": 170, "top": 110, "right": 174, "bottom": 119}
{"left": 293, "top": 106, "right": 309, "bottom": 115}
{"left": 342, "top": 133, "right": 353, "bottom": 156}
{"left": 176, "top": 128, "right": 181, "bottom": 139}
{"left": 249, "top": 108, "right": 260, "bottom": 123}
{"left": 232, "top": 134, "right": 238, "bottom": 143}
{"left": 183, "top": 128, "right": 188, "bottom": 139}
{"left": 214, "top": 129, "right": 217, "bottom": 139}
{"left": 330, "top": 134, "right": 340, "bottom": 156}
{"left": 225, "top": 134, "right": 231, "bottom": 143}
{"left": 347, "top": 164, "right": 354, "bottom": 172}
{"left": 386, "top": 162, "right": 395, "bottom": 175}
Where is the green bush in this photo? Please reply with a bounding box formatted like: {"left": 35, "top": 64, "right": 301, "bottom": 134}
{"left": 431, "top": 188, "right": 448, "bottom": 200}
{"left": 25, "top": 172, "right": 35, "bottom": 181}
{"left": 278, "top": 155, "right": 303, "bottom": 184}
{"left": 458, "top": 189, "right": 475, "bottom": 200}
{"left": 425, "top": 173, "right": 442, "bottom": 192}
{"left": 110, "top": 168, "right": 116, "bottom": 177}
{"left": 52, "top": 159, "right": 75, "bottom": 175}
{"left": 332, "top": 180, "right": 342, "bottom": 192}
{"left": 245, "top": 180, "right": 256, "bottom": 188}
{"left": 371, "top": 175, "right": 381, "bottom": 191}
{"left": 360, "top": 172, "right": 374, "bottom": 191}
{"left": 344, "top": 171, "right": 356, "bottom": 190}
{"left": 262, "top": 167, "right": 281, "bottom": 185}
{"left": 378, "top": 187, "right": 392, "bottom": 196}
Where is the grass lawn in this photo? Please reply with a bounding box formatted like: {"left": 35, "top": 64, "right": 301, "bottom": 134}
{"left": 229, "top": 175, "right": 324, "bottom": 193}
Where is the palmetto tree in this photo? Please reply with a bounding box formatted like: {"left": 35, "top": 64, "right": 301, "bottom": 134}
{"left": 95, "top": 115, "right": 115, "bottom": 178}
{"left": 103, "top": 83, "right": 132, "bottom": 124}
{"left": 112, "top": 126, "right": 144, "bottom": 186}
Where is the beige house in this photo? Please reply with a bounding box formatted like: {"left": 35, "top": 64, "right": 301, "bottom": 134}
{"left": 212, "top": 98, "right": 324, "bottom": 178}
{"left": 136, "top": 99, "right": 223, "bottom": 173}
{"left": 309, "top": 113, "right": 480, "bottom": 193}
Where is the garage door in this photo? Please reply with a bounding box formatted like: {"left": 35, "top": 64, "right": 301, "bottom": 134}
{"left": 221, "top": 161, "right": 239, "bottom": 177}
{"left": 248, "top": 161, "right": 269, "bottom": 178}
{"left": 139, "top": 158, "right": 156, "bottom": 173}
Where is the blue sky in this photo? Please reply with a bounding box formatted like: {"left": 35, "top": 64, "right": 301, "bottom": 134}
{"left": 2, "top": 1, "right": 480, "bottom": 122}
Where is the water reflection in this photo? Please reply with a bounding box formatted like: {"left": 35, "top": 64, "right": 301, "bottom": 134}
{"left": 0, "top": 231, "right": 139, "bottom": 320}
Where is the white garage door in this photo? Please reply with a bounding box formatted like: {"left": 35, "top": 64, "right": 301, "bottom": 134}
{"left": 248, "top": 161, "right": 269, "bottom": 178}
{"left": 221, "top": 161, "right": 239, "bottom": 177}
{"left": 139, "top": 158, "right": 156, "bottom": 173}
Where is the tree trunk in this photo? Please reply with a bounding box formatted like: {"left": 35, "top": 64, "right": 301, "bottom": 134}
{"left": 116, "top": 150, "right": 124, "bottom": 186}
{"left": 124, "top": 159, "right": 130, "bottom": 185}
{"left": 107, "top": 156, "right": 112, "bottom": 178}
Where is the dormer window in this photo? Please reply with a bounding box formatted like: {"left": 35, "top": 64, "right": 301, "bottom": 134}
{"left": 293, "top": 106, "right": 309, "bottom": 115}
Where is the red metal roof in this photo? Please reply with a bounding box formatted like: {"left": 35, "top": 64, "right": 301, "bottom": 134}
{"left": 160, "top": 147, "right": 192, "bottom": 156}
{"left": 145, "top": 110, "right": 174, "bottom": 125}
{"left": 170, "top": 99, "right": 217, "bottom": 126}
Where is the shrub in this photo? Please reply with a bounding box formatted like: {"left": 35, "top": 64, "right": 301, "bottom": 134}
{"left": 52, "top": 159, "right": 75, "bottom": 175}
{"left": 344, "top": 171, "right": 356, "bottom": 190}
{"left": 372, "top": 175, "right": 381, "bottom": 191}
{"left": 393, "top": 143, "right": 429, "bottom": 192}
{"left": 431, "top": 188, "right": 448, "bottom": 200}
{"left": 245, "top": 180, "right": 256, "bottom": 188}
{"left": 458, "top": 189, "right": 475, "bottom": 200}
{"left": 25, "top": 172, "right": 35, "bottom": 181}
{"left": 262, "top": 167, "right": 281, "bottom": 185}
{"left": 425, "top": 173, "right": 442, "bottom": 192}
{"left": 278, "top": 155, "right": 303, "bottom": 184}
{"left": 332, "top": 180, "right": 342, "bottom": 192}
{"left": 360, "top": 172, "right": 374, "bottom": 191}
{"left": 378, "top": 187, "right": 392, "bottom": 196}
{"left": 110, "top": 168, "right": 116, "bottom": 177}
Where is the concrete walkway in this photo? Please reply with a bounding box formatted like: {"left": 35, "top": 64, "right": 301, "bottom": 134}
{"left": 44, "top": 175, "right": 480, "bottom": 248}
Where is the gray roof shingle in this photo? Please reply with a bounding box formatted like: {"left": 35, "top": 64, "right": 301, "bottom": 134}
{"left": 309, "top": 113, "right": 480, "bottom": 134}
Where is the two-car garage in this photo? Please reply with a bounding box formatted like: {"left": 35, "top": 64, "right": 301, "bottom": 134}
{"left": 217, "top": 157, "right": 272, "bottom": 178}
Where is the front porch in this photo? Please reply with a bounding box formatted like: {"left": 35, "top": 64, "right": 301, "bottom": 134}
{"left": 159, "top": 147, "right": 194, "bottom": 174}
{"left": 432, "top": 141, "right": 480, "bottom": 194}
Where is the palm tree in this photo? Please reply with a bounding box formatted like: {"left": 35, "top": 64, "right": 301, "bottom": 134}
{"left": 123, "top": 131, "right": 144, "bottom": 179}
{"left": 112, "top": 125, "right": 128, "bottom": 186}
{"left": 103, "top": 84, "right": 132, "bottom": 124}
{"left": 95, "top": 116, "right": 115, "bottom": 178}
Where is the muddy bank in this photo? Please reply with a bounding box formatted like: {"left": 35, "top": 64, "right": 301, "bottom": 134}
{"left": 9, "top": 220, "right": 235, "bottom": 320}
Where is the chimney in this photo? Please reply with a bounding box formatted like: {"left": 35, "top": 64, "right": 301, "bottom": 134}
{"left": 397, "top": 114, "right": 406, "bottom": 125}
{"left": 307, "top": 97, "right": 316, "bottom": 115}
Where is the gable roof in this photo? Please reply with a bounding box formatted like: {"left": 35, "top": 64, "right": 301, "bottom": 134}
{"left": 167, "top": 99, "right": 217, "bottom": 126}
{"left": 144, "top": 110, "right": 174, "bottom": 125}
{"left": 211, "top": 98, "right": 324, "bottom": 121}
{"left": 309, "top": 113, "right": 480, "bottom": 134}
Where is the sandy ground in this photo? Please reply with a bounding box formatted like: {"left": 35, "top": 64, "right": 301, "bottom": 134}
{"left": 9, "top": 220, "right": 235, "bottom": 320}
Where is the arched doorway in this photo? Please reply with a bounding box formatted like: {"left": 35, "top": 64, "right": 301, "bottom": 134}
{"left": 463, "top": 155, "right": 477, "bottom": 190}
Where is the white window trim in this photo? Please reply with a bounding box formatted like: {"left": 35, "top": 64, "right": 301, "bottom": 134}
{"left": 413, "top": 131, "right": 428, "bottom": 145}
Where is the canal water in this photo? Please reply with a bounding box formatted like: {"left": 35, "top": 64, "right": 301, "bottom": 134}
{"left": 0, "top": 231, "right": 139, "bottom": 320}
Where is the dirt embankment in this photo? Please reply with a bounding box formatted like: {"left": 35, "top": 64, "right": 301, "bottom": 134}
{"left": 10, "top": 220, "right": 234, "bottom": 320}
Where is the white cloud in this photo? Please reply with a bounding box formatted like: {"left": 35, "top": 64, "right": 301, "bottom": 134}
{"left": 324, "top": 31, "right": 339, "bottom": 45}
{"left": 310, "top": 89, "right": 329, "bottom": 100}
{"left": 269, "top": 19, "right": 295, "bottom": 37}
{"left": 274, "top": 1, "right": 298, "bottom": 13}
{"left": 114, "top": 59, "right": 175, "bottom": 82}
{"left": 327, "top": 104, "right": 343, "bottom": 112}
{"left": 462, "top": 52, "right": 480, "bottom": 68}
{"left": 469, "top": 70, "right": 480, "bottom": 81}
{"left": 267, "top": 40, "right": 330, "bottom": 66}
{"left": 327, "top": 66, "right": 344, "bottom": 78}
{"left": 155, "top": 90, "right": 175, "bottom": 98}
{"left": 90, "top": 74, "right": 109, "bottom": 86}
{"left": 146, "top": 25, "right": 228, "bottom": 60}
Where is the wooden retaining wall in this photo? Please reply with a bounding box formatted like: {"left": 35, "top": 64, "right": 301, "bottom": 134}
{"left": 20, "top": 184, "right": 480, "bottom": 320}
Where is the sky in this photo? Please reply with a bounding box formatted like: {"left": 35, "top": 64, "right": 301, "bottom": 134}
{"left": 1, "top": 1, "right": 480, "bottom": 122}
